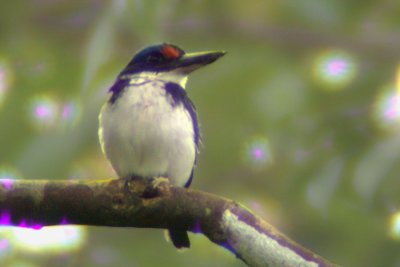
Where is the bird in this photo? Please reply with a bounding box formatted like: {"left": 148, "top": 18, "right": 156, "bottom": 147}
{"left": 98, "top": 43, "right": 225, "bottom": 248}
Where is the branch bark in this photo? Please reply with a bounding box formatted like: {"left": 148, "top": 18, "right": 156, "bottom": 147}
{"left": 0, "top": 178, "right": 339, "bottom": 267}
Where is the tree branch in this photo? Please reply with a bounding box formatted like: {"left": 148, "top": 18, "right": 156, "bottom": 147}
{"left": 0, "top": 178, "right": 338, "bottom": 267}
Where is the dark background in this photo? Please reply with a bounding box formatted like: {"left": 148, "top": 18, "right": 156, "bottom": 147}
{"left": 1, "top": 1, "right": 400, "bottom": 266}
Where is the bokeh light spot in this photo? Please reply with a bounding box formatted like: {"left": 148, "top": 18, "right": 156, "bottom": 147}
{"left": 312, "top": 49, "right": 357, "bottom": 90}
{"left": 0, "top": 166, "right": 22, "bottom": 188}
{"left": 28, "top": 96, "right": 82, "bottom": 131}
{"left": 0, "top": 179, "right": 14, "bottom": 190}
{"left": 0, "top": 237, "right": 12, "bottom": 261}
{"left": 0, "top": 166, "right": 21, "bottom": 193}
{"left": 372, "top": 85, "right": 400, "bottom": 132}
{"left": 0, "top": 238, "right": 10, "bottom": 254}
{"left": 0, "top": 238, "right": 9, "bottom": 251}
{"left": 389, "top": 211, "right": 400, "bottom": 240}
{"left": 29, "top": 95, "right": 59, "bottom": 129}
{"left": 60, "top": 100, "right": 82, "bottom": 128}
{"left": 0, "top": 59, "right": 13, "bottom": 108}
{"left": 242, "top": 136, "right": 274, "bottom": 170}
{"left": 11, "top": 226, "right": 87, "bottom": 253}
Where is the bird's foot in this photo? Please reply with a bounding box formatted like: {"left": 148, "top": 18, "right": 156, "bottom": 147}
{"left": 123, "top": 176, "right": 170, "bottom": 198}
{"left": 123, "top": 175, "right": 141, "bottom": 194}
{"left": 140, "top": 176, "right": 170, "bottom": 199}
{"left": 151, "top": 176, "right": 170, "bottom": 188}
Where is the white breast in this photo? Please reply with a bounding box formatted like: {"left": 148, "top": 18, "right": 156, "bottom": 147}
{"left": 98, "top": 79, "right": 196, "bottom": 187}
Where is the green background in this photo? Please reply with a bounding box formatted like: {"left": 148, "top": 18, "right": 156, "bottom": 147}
{"left": 1, "top": 1, "right": 400, "bottom": 266}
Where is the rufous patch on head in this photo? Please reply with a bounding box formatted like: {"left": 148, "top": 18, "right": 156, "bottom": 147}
{"left": 161, "top": 45, "right": 182, "bottom": 59}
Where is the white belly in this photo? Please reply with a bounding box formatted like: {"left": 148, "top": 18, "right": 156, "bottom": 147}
{"left": 98, "top": 81, "right": 196, "bottom": 187}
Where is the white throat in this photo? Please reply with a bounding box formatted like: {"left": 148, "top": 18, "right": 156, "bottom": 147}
{"left": 129, "top": 71, "right": 188, "bottom": 88}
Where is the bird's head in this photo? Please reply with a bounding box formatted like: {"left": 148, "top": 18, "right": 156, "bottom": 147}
{"left": 119, "top": 43, "right": 226, "bottom": 87}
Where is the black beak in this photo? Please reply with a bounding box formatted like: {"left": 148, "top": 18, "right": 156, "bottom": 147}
{"left": 176, "top": 51, "right": 226, "bottom": 74}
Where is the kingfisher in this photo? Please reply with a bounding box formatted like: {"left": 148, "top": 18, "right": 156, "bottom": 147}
{"left": 98, "top": 43, "right": 225, "bottom": 248}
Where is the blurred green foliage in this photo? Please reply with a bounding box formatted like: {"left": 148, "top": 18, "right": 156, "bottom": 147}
{"left": 1, "top": 0, "right": 400, "bottom": 266}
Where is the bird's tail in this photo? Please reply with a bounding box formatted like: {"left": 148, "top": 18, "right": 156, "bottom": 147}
{"left": 168, "top": 229, "right": 190, "bottom": 249}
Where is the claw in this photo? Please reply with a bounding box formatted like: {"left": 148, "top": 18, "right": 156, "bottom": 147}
{"left": 151, "top": 176, "right": 170, "bottom": 188}
{"left": 123, "top": 175, "right": 141, "bottom": 194}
